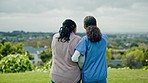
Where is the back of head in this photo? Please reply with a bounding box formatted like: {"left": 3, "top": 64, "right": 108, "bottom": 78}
{"left": 84, "top": 16, "right": 102, "bottom": 42}
{"left": 86, "top": 26, "right": 102, "bottom": 42}
{"left": 84, "top": 16, "right": 97, "bottom": 28}
{"left": 58, "top": 19, "right": 76, "bottom": 42}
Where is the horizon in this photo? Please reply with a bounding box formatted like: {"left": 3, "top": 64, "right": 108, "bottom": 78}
{"left": 0, "top": 30, "right": 147, "bottom": 34}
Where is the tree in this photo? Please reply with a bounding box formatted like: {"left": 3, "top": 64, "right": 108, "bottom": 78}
{"left": 138, "top": 43, "right": 148, "bottom": 66}
{"left": 124, "top": 47, "right": 144, "bottom": 69}
{"left": 114, "top": 53, "right": 122, "bottom": 60}
{"left": 0, "top": 43, "right": 3, "bottom": 60}
{"left": 106, "top": 48, "right": 112, "bottom": 61}
{"left": 143, "top": 49, "right": 148, "bottom": 66}
{"left": 1, "top": 42, "right": 15, "bottom": 57}
{"left": 14, "top": 43, "right": 25, "bottom": 54}
{"left": 0, "top": 42, "right": 25, "bottom": 60}
{"left": 25, "top": 51, "right": 34, "bottom": 60}
{"left": 38, "top": 48, "right": 52, "bottom": 63}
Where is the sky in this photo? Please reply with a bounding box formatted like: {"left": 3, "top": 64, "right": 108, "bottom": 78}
{"left": 0, "top": 0, "right": 148, "bottom": 33}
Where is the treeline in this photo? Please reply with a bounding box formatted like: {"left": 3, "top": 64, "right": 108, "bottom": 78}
{"left": 0, "top": 31, "right": 54, "bottom": 37}
{"left": 107, "top": 33, "right": 148, "bottom": 49}
{"left": 0, "top": 31, "right": 54, "bottom": 42}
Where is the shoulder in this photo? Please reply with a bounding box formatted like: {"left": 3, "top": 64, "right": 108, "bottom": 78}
{"left": 81, "top": 36, "right": 88, "bottom": 40}
{"left": 53, "top": 33, "right": 59, "bottom": 37}
{"left": 102, "top": 33, "right": 108, "bottom": 37}
{"left": 52, "top": 33, "right": 59, "bottom": 39}
{"left": 71, "top": 33, "right": 81, "bottom": 41}
{"left": 78, "top": 36, "right": 88, "bottom": 44}
{"left": 101, "top": 33, "right": 108, "bottom": 42}
{"left": 74, "top": 35, "right": 81, "bottom": 40}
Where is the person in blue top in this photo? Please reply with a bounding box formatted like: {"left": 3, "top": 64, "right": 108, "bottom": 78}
{"left": 72, "top": 16, "right": 108, "bottom": 83}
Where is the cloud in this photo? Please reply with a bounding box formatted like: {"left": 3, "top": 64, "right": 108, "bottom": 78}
{"left": 0, "top": 9, "right": 89, "bottom": 32}
{"left": 1, "top": 0, "right": 147, "bottom": 13}
{"left": 0, "top": 0, "right": 148, "bottom": 33}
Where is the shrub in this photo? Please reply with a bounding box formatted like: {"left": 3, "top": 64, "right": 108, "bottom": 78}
{"left": 38, "top": 48, "right": 52, "bottom": 63}
{"left": 0, "top": 54, "right": 3, "bottom": 60}
{"left": 34, "top": 60, "right": 52, "bottom": 72}
{"left": 0, "top": 54, "right": 33, "bottom": 73}
{"left": 142, "top": 66, "right": 148, "bottom": 70}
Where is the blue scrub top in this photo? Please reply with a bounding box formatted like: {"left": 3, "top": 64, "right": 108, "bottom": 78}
{"left": 75, "top": 33, "right": 108, "bottom": 82}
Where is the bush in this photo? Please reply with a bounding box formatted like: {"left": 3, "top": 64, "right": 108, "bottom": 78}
{"left": 0, "top": 54, "right": 33, "bottom": 73}
{"left": 142, "top": 66, "right": 148, "bottom": 70}
{"left": 34, "top": 60, "right": 52, "bottom": 72}
{"left": 0, "top": 42, "right": 25, "bottom": 60}
{"left": 0, "top": 54, "right": 3, "bottom": 60}
{"left": 38, "top": 48, "right": 52, "bottom": 63}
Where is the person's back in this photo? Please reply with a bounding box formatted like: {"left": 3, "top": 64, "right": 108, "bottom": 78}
{"left": 72, "top": 16, "right": 108, "bottom": 83}
{"left": 76, "top": 33, "right": 107, "bottom": 82}
{"left": 50, "top": 19, "right": 81, "bottom": 83}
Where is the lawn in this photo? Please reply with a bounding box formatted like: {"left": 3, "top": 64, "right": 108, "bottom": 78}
{"left": 107, "top": 68, "right": 148, "bottom": 83}
{"left": 0, "top": 71, "right": 51, "bottom": 83}
{"left": 0, "top": 69, "right": 148, "bottom": 83}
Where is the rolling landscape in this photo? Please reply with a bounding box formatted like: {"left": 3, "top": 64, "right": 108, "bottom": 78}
{"left": 0, "top": 31, "right": 148, "bottom": 83}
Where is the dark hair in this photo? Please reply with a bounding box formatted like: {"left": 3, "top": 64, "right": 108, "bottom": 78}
{"left": 58, "top": 19, "right": 76, "bottom": 42}
{"left": 84, "top": 16, "right": 102, "bottom": 42}
{"left": 86, "top": 26, "right": 102, "bottom": 42}
{"left": 84, "top": 16, "right": 97, "bottom": 28}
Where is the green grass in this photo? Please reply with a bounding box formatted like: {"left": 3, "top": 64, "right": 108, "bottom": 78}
{"left": 0, "top": 69, "right": 148, "bottom": 83}
{"left": 107, "top": 69, "right": 148, "bottom": 83}
{"left": 0, "top": 71, "right": 51, "bottom": 83}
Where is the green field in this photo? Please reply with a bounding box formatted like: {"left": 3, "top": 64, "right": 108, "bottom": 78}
{"left": 0, "top": 69, "right": 148, "bottom": 83}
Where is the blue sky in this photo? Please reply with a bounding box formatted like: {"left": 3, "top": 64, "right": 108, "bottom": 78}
{"left": 0, "top": 0, "right": 148, "bottom": 33}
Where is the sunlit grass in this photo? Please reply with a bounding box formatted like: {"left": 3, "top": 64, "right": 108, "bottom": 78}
{"left": 0, "top": 69, "right": 148, "bottom": 83}
{"left": 107, "top": 68, "right": 148, "bottom": 83}
{"left": 0, "top": 71, "right": 51, "bottom": 83}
